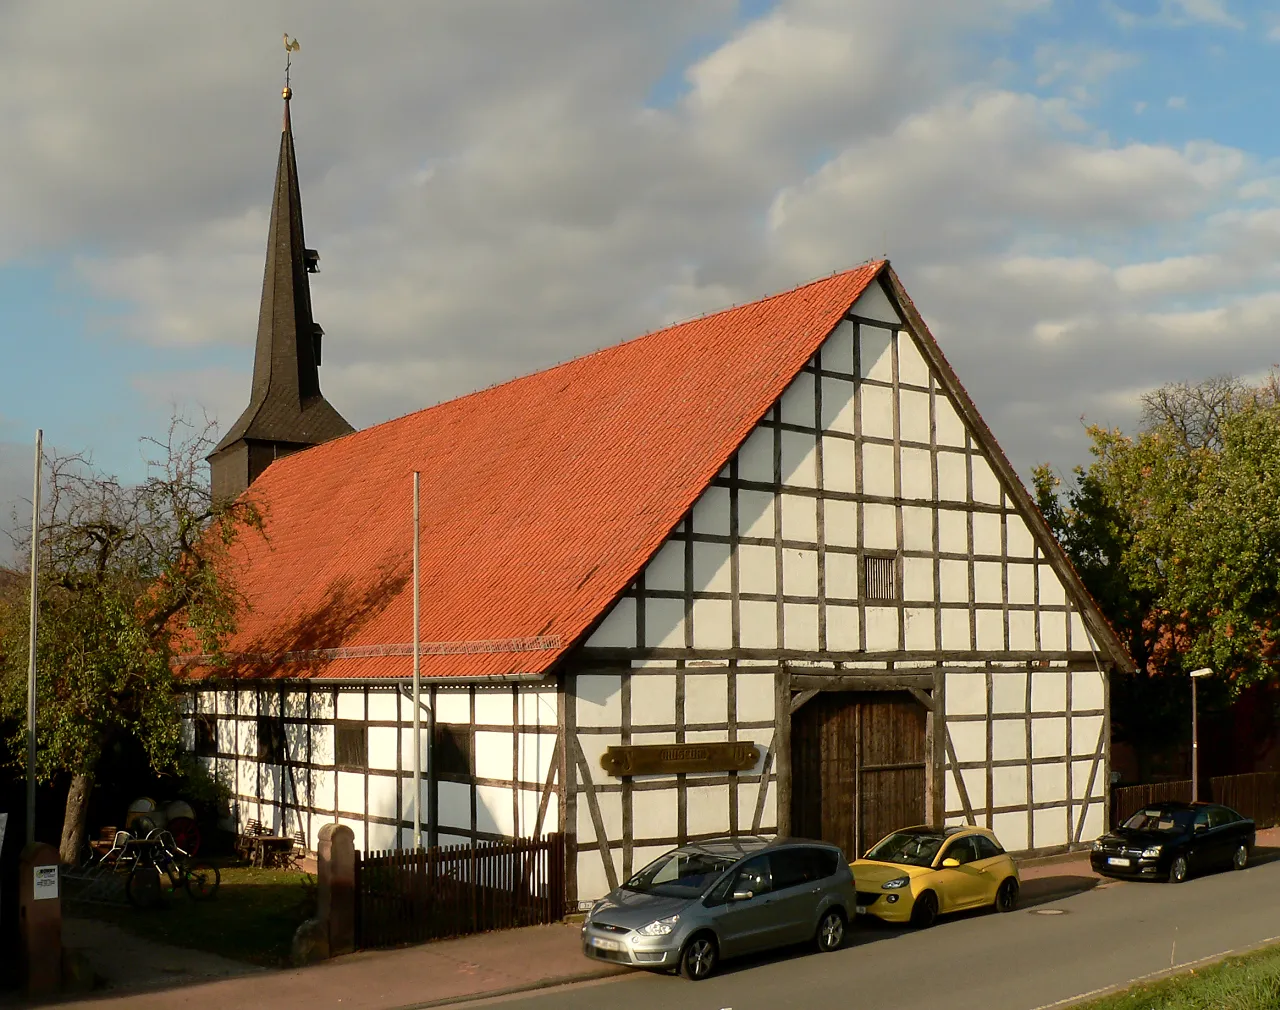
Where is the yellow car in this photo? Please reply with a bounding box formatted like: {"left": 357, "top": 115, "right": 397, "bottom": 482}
{"left": 851, "top": 824, "right": 1020, "bottom": 928}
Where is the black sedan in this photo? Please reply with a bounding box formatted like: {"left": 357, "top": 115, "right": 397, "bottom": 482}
{"left": 1091, "top": 801, "right": 1255, "bottom": 883}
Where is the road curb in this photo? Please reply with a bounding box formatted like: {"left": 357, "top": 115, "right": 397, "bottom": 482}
{"left": 1027, "top": 934, "right": 1280, "bottom": 1009}
{"left": 386, "top": 966, "right": 628, "bottom": 1010}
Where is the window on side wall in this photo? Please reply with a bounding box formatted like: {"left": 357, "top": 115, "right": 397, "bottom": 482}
{"left": 194, "top": 714, "right": 217, "bottom": 758}
{"left": 434, "top": 724, "right": 473, "bottom": 777}
{"left": 334, "top": 720, "right": 367, "bottom": 771}
{"left": 863, "top": 553, "right": 898, "bottom": 602}
{"left": 257, "top": 716, "right": 286, "bottom": 764}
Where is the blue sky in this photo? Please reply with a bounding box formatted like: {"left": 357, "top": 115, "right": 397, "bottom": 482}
{"left": 4, "top": 0, "right": 1280, "bottom": 552}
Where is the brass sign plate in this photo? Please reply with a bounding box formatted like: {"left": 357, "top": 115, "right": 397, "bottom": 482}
{"left": 600, "top": 742, "right": 760, "bottom": 777}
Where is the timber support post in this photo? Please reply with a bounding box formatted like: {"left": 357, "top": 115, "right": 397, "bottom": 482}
{"left": 774, "top": 668, "right": 792, "bottom": 838}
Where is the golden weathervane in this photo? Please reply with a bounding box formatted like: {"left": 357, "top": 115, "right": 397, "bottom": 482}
{"left": 283, "top": 33, "right": 300, "bottom": 97}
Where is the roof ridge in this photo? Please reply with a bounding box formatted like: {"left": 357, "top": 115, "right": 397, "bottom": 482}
{"left": 321, "top": 261, "right": 887, "bottom": 453}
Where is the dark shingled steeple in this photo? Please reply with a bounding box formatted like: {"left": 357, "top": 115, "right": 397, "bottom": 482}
{"left": 208, "top": 85, "right": 354, "bottom": 503}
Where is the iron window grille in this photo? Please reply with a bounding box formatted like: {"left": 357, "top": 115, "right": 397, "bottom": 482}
{"left": 864, "top": 554, "right": 898, "bottom": 602}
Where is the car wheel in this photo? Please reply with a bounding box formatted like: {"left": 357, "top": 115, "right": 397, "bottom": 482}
{"left": 910, "top": 891, "right": 938, "bottom": 929}
{"left": 1232, "top": 844, "right": 1248, "bottom": 871}
{"left": 816, "top": 908, "right": 846, "bottom": 952}
{"left": 679, "top": 934, "right": 717, "bottom": 981}
{"left": 1168, "top": 855, "right": 1188, "bottom": 884}
{"left": 995, "top": 878, "right": 1019, "bottom": 913}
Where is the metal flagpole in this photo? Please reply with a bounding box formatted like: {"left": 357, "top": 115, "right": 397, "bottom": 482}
{"left": 413, "top": 472, "right": 421, "bottom": 849}
{"left": 26, "top": 429, "right": 42, "bottom": 845}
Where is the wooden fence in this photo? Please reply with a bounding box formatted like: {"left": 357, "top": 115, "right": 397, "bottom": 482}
{"left": 354, "top": 833, "right": 566, "bottom": 949}
{"left": 1111, "top": 772, "right": 1280, "bottom": 830}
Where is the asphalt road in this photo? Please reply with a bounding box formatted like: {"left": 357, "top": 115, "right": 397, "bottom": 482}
{"left": 471, "top": 859, "right": 1280, "bottom": 1010}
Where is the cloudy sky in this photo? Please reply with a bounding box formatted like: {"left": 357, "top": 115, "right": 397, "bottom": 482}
{"left": 2, "top": 0, "right": 1279, "bottom": 557}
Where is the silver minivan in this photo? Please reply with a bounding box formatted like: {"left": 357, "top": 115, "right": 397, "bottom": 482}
{"left": 581, "top": 836, "right": 855, "bottom": 980}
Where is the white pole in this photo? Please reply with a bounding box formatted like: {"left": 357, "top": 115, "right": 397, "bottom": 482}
{"left": 412, "top": 471, "right": 421, "bottom": 849}
{"left": 1191, "top": 676, "right": 1198, "bottom": 803}
{"left": 26, "top": 429, "right": 42, "bottom": 845}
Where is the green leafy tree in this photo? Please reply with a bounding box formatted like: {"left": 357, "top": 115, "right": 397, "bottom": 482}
{"left": 1034, "top": 374, "right": 1280, "bottom": 776}
{"left": 0, "top": 418, "right": 262, "bottom": 862}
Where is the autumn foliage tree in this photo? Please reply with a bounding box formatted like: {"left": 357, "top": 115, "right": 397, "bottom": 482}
{"left": 1035, "top": 373, "right": 1280, "bottom": 691}
{"left": 0, "top": 418, "right": 262, "bottom": 863}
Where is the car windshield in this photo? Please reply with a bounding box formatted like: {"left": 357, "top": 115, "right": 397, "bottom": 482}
{"left": 864, "top": 832, "right": 946, "bottom": 867}
{"left": 622, "top": 849, "right": 740, "bottom": 898}
{"left": 1123, "top": 809, "right": 1194, "bottom": 833}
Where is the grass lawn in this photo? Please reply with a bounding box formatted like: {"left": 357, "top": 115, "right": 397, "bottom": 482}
{"left": 70, "top": 865, "right": 316, "bottom": 967}
{"left": 1078, "top": 943, "right": 1280, "bottom": 1009}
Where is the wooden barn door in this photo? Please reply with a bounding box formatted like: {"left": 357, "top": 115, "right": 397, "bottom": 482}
{"left": 790, "top": 691, "right": 928, "bottom": 859}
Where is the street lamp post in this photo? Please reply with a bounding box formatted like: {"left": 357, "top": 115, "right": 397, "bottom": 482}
{"left": 1190, "top": 667, "right": 1213, "bottom": 801}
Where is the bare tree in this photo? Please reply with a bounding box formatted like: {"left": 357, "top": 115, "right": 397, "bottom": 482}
{"left": 0, "top": 416, "right": 263, "bottom": 862}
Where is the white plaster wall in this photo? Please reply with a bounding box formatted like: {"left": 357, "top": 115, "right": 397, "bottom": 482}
{"left": 686, "top": 784, "right": 731, "bottom": 836}
{"left": 587, "top": 598, "right": 636, "bottom": 648}
{"left": 1033, "top": 807, "right": 1069, "bottom": 850}
{"left": 1072, "top": 670, "right": 1105, "bottom": 712}
{"left": 850, "top": 282, "right": 903, "bottom": 326}
{"left": 945, "top": 672, "right": 986, "bottom": 716}
{"left": 825, "top": 319, "right": 856, "bottom": 372}
{"left": 948, "top": 720, "right": 986, "bottom": 764}
{"left": 644, "top": 599, "right": 685, "bottom": 649}
{"left": 860, "top": 328, "right": 894, "bottom": 383}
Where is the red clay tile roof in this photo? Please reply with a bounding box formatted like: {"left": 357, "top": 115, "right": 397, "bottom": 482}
{"left": 186, "top": 262, "right": 883, "bottom": 680}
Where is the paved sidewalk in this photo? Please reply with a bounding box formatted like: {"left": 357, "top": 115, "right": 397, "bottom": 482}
{"left": 49, "top": 922, "right": 622, "bottom": 1010}
{"left": 30, "top": 825, "right": 1280, "bottom": 1010}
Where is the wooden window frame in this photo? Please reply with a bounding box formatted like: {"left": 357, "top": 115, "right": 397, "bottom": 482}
{"left": 334, "top": 719, "right": 367, "bottom": 771}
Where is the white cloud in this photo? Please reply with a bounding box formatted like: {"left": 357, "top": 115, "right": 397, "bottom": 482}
{"left": 1, "top": 0, "right": 1280, "bottom": 505}
{"left": 1032, "top": 45, "right": 1139, "bottom": 103}
{"left": 1168, "top": 95, "right": 1188, "bottom": 109}
{"left": 1108, "top": 0, "right": 1243, "bottom": 29}
{"left": 1163, "top": 0, "right": 1243, "bottom": 29}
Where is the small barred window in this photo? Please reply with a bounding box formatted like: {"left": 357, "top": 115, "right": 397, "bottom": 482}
{"left": 864, "top": 555, "right": 897, "bottom": 602}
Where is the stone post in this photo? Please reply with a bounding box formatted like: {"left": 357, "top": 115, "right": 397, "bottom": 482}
{"left": 18, "top": 841, "right": 61, "bottom": 997}
{"left": 317, "top": 823, "right": 355, "bottom": 956}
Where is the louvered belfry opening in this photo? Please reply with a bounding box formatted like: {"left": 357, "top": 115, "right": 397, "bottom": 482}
{"left": 864, "top": 554, "right": 897, "bottom": 602}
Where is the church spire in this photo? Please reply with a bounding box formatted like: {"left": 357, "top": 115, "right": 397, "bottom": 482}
{"left": 208, "top": 57, "right": 354, "bottom": 503}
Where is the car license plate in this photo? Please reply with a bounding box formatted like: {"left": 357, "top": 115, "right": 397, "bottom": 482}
{"left": 855, "top": 905, "right": 867, "bottom": 915}
{"left": 591, "top": 937, "right": 621, "bottom": 951}
{"left": 1107, "top": 857, "right": 1131, "bottom": 867}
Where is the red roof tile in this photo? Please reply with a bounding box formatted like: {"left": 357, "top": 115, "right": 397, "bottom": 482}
{"left": 187, "top": 263, "right": 883, "bottom": 680}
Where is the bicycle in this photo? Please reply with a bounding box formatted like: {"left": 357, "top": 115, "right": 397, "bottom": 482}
{"left": 125, "top": 829, "right": 221, "bottom": 908}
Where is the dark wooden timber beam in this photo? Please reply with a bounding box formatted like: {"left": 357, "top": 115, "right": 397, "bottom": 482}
{"left": 789, "top": 673, "right": 934, "bottom": 692}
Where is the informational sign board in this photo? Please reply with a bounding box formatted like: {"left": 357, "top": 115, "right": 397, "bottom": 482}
{"left": 600, "top": 741, "right": 761, "bottom": 777}
{"left": 32, "top": 865, "right": 58, "bottom": 901}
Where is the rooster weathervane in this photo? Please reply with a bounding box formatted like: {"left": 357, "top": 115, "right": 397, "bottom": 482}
{"left": 283, "top": 33, "right": 300, "bottom": 94}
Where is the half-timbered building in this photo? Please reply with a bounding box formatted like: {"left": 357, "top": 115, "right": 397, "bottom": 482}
{"left": 184, "top": 89, "right": 1134, "bottom": 908}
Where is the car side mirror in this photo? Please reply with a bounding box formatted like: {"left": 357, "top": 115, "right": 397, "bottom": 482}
{"left": 731, "top": 890, "right": 754, "bottom": 902}
{"left": 1195, "top": 823, "right": 1206, "bottom": 832}
{"left": 941, "top": 858, "right": 960, "bottom": 868}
